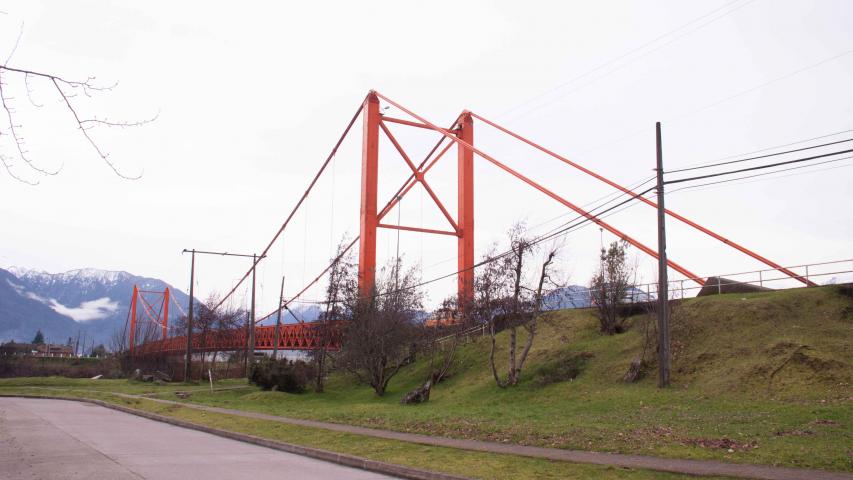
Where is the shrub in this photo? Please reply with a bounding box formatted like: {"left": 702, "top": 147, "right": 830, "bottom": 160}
{"left": 249, "top": 357, "right": 310, "bottom": 393}
{"left": 530, "top": 351, "right": 594, "bottom": 387}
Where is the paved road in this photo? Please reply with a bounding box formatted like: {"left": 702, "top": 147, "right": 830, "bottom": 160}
{"left": 0, "top": 397, "right": 397, "bottom": 480}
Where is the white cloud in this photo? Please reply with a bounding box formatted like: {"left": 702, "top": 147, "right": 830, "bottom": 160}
{"left": 7, "top": 279, "right": 118, "bottom": 321}
{"left": 49, "top": 297, "right": 120, "bottom": 322}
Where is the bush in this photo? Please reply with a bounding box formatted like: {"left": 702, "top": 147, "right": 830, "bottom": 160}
{"left": 530, "top": 351, "right": 594, "bottom": 387}
{"left": 0, "top": 356, "right": 122, "bottom": 379}
{"left": 249, "top": 357, "right": 310, "bottom": 393}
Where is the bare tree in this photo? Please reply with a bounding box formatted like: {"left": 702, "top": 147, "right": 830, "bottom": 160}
{"left": 312, "top": 239, "right": 356, "bottom": 393}
{"left": 589, "top": 240, "right": 635, "bottom": 335}
{"left": 0, "top": 16, "right": 154, "bottom": 184}
{"left": 480, "top": 224, "right": 560, "bottom": 388}
{"left": 171, "top": 294, "right": 242, "bottom": 375}
{"left": 338, "top": 258, "right": 423, "bottom": 396}
{"left": 401, "top": 295, "right": 475, "bottom": 404}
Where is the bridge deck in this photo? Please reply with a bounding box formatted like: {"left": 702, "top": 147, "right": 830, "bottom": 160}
{"left": 133, "top": 322, "right": 342, "bottom": 355}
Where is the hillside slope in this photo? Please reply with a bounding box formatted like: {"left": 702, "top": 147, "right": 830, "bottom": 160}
{"left": 175, "top": 285, "right": 853, "bottom": 471}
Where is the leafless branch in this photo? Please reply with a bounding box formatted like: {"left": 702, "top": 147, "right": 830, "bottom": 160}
{"left": 4, "top": 22, "right": 23, "bottom": 65}
{"left": 0, "top": 62, "right": 151, "bottom": 182}
{"left": 0, "top": 69, "right": 60, "bottom": 176}
{"left": 0, "top": 151, "right": 38, "bottom": 185}
{"left": 23, "top": 72, "right": 42, "bottom": 108}
{"left": 50, "top": 77, "right": 142, "bottom": 179}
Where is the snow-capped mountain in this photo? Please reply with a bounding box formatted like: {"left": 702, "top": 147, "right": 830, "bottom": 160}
{"left": 0, "top": 267, "right": 191, "bottom": 348}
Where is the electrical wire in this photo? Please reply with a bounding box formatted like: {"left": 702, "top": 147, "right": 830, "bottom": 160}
{"left": 672, "top": 127, "right": 853, "bottom": 170}
{"left": 501, "top": 0, "right": 756, "bottom": 122}
{"left": 321, "top": 186, "right": 658, "bottom": 303}
{"left": 667, "top": 137, "right": 853, "bottom": 173}
{"left": 668, "top": 154, "right": 853, "bottom": 193}
{"left": 664, "top": 148, "right": 853, "bottom": 185}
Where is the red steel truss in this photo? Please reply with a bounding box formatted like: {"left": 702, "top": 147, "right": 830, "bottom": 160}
{"left": 128, "top": 285, "right": 170, "bottom": 354}
{"left": 133, "top": 321, "right": 342, "bottom": 356}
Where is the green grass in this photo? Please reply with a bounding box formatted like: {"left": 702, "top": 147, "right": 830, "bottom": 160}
{"left": 2, "top": 285, "right": 851, "bottom": 475}
{"left": 0, "top": 386, "right": 724, "bottom": 479}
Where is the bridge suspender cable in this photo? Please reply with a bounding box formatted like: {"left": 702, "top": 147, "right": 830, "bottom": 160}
{"left": 211, "top": 96, "right": 368, "bottom": 313}
{"left": 253, "top": 116, "right": 464, "bottom": 324}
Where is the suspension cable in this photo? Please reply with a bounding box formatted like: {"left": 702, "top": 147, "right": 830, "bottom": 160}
{"left": 211, "top": 96, "right": 367, "bottom": 312}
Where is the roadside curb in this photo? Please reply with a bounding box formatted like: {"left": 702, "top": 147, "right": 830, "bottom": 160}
{"left": 0, "top": 394, "right": 469, "bottom": 480}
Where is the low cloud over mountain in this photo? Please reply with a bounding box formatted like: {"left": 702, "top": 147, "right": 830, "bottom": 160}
{"left": 0, "top": 267, "right": 189, "bottom": 348}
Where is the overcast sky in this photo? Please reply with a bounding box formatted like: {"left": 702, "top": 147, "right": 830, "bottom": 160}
{"left": 1, "top": 0, "right": 851, "bottom": 315}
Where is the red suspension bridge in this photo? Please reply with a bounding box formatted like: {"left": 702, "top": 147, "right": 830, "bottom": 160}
{"left": 126, "top": 90, "right": 817, "bottom": 357}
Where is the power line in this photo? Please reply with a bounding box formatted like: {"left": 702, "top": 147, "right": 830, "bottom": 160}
{"left": 366, "top": 186, "right": 658, "bottom": 300}
{"left": 668, "top": 137, "right": 853, "bottom": 174}
{"left": 571, "top": 48, "right": 853, "bottom": 160}
{"left": 673, "top": 127, "right": 853, "bottom": 169}
{"left": 420, "top": 175, "right": 655, "bottom": 273}
{"left": 668, "top": 154, "right": 853, "bottom": 193}
{"left": 501, "top": 0, "right": 756, "bottom": 122}
{"left": 664, "top": 148, "right": 853, "bottom": 185}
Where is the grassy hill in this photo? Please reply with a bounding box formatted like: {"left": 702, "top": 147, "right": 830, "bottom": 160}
{"left": 1, "top": 285, "right": 849, "bottom": 474}
{"left": 167, "top": 284, "right": 853, "bottom": 471}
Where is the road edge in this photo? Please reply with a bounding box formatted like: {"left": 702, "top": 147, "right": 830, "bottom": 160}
{"left": 0, "top": 394, "right": 469, "bottom": 480}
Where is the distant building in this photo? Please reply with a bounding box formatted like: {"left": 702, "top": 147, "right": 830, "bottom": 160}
{"left": 0, "top": 342, "right": 75, "bottom": 357}
{"left": 0, "top": 342, "right": 35, "bottom": 356}
{"left": 35, "top": 343, "right": 75, "bottom": 357}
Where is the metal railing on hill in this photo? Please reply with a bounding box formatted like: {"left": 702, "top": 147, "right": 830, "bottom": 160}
{"left": 435, "top": 258, "right": 853, "bottom": 345}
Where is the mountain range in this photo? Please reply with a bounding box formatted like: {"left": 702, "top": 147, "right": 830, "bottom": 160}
{"left": 0, "top": 266, "right": 323, "bottom": 350}
{"left": 0, "top": 267, "right": 190, "bottom": 349}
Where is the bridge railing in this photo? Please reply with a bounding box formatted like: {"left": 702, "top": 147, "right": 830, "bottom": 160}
{"left": 133, "top": 321, "right": 343, "bottom": 356}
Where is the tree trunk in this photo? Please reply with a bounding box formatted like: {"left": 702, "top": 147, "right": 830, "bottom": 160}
{"left": 315, "top": 348, "right": 326, "bottom": 393}
{"left": 508, "top": 327, "right": 518, "bottom": 385}
{"left": 488, "top": 322, "right": 506, "bottom": 388}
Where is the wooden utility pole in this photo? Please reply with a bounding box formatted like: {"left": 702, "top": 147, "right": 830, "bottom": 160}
{"left": 244, "top": 311, "right": 250, "bottom": 374}
{"left": 180, "top": 249, "right": 263, "bottom": 380}
{"left": 185, "top": 249, "right": 196, "bottom": 382}
{"left": 273, "top": 276, "right": 284, "bottom": 359}
{"left": 655, "top": 122, "right": 670, "bottom": 388}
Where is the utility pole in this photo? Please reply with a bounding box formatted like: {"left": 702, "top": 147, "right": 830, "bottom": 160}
{"left": 273, "top": 276, "right": 284, "bottom": 359}
{"left": 655, "top": 122, "right": 670, "bottom": 388}
{"left": 244, "top": 311, "right": 250, "bottom": 374}
{"left": 181, "top": 249, "right": 264, "bottom": 381}
{"left": 185, "top": 249, "right": 196, "bottom": 382}
{"left": 247, "top": 254, "right": 257, "bottom": 376}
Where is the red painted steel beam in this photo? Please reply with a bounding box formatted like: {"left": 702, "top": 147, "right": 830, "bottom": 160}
{"left": 377, "top": 141, "right": 454, "bottom": 221}
{"left": 138, "top": 294, "right": 163, "bottom": 326}
{"left": 471, "top": 113, "right": 814, "bottom": 287}
{"left": 380, "top": 120, "right": 459, "bottom": 232}
{"left": 378, "top": 223, "right": 459, "bottom": 237}
{"left": 382, "top": 116, "right": 432, "bottom": 130}
{"left": 457, "top": 112, "right": 475, "bottom": 307}
{"left": 374, "top": 92, "right": 703, "bottom": 285}
{"left": 162, "top": 288, "right": 170, "bottom": 340}
{"left": 359, "top": 92, "right": 381, "bottom": 296}
{"left": 129, "top": 285, "right": 138, "bottom": 353}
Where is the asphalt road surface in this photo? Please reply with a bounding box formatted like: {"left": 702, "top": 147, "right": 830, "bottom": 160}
{"left": 0, "top": 397, "right": 399, "bottom": 480}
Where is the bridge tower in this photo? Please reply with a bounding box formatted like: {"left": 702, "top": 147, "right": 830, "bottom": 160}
{"left": 358, "top": 92, "right": 475, "bottom": 306}
{"left": 128, "top": 286, "right": 171, "bottom": 354}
